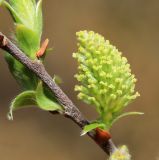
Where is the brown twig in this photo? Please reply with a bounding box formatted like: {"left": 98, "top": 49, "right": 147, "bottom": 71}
{"left": 0, "top": 32, "right": 117, "bottom": 156}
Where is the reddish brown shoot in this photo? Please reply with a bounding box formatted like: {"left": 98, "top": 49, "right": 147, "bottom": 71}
{"left": 36, "top": 38, "right": 49, "bottom": 58}
{"left": 95, "top": 128, "right": 111, "bottom": 145}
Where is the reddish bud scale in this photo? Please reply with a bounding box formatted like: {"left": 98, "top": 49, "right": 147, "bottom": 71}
{"left": 36, "top": 38, "right": 49, "bottom": 58}
{"left": 95, "top": 128, "right": 111, "bottom": 145}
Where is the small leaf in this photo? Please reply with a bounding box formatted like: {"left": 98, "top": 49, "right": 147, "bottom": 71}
{"left": 3, "top": 1, "right": 22, "bottom": 24}
{"left": 81, "top": 123, "right": 105, "bottom": 136}
{"left": 7, "top": 0, "right": 36, "bottom": 29}
{"left": 36, "top": 82, "right": 63, "bottom": 111}
{"left": 5, "top": 53, "right": 38, "bottom": 90}
{"left": 53, "top": 75, "right": 63, "bottom": 84}
{"left": 112, "top": 112, "right": 144, "bottom": 125}
{"left": 36, "top": 0, "right": 43, "bottom": 36}
{"left": 8, "top": 91, "right": 36, "bottom": 120}
{"left": 15, "top": 24, "right": 40, "bottom": 59}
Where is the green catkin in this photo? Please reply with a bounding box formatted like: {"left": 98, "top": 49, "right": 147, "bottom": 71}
{"left": 73, "top": 31, "right": 140, "bottom": 129}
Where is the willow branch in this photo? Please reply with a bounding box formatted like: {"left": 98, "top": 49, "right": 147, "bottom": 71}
{"left": 0, "top": 32, "right": 117, "bottom": 155}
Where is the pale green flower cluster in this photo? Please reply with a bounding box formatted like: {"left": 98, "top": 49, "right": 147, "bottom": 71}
{"left": 73, "top": 31, "right": 140, "bottom": 129}
{"left": 109, "top": 146, "right": 131, "bottom": 160}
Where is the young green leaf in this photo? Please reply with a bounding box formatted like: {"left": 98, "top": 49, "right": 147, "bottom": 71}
{"left": 8, "top": 90, "right": 36, "bottom": 120}
{"left": 2, "top": 0, "right": 43, "bottom": 90}
{"left": 36, "top": 82, "right": 63, "bottom": 111}
{"left": 5, "top": 53, "right": 38, "bottom": 90}
{"left": 36, "top": 0, "right": 43, "bottom": 36}
{"left": 5, "top": 0, "right": 36, "bottom": 29}
{"left": 53, "top": 75, "right": 63, "bottom": 84}
{"left": 15, "top": 24, "right": 40, "bottom": 59}
{"left": 81, "top": 122, "right": 105, "bottom": 136}
{"left": 111, "top": 112, "right": 144, "bottom": 126}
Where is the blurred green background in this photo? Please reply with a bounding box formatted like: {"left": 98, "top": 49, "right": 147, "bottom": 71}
{"left": 0, "top": 0, "right": 159, "bottom": 159}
